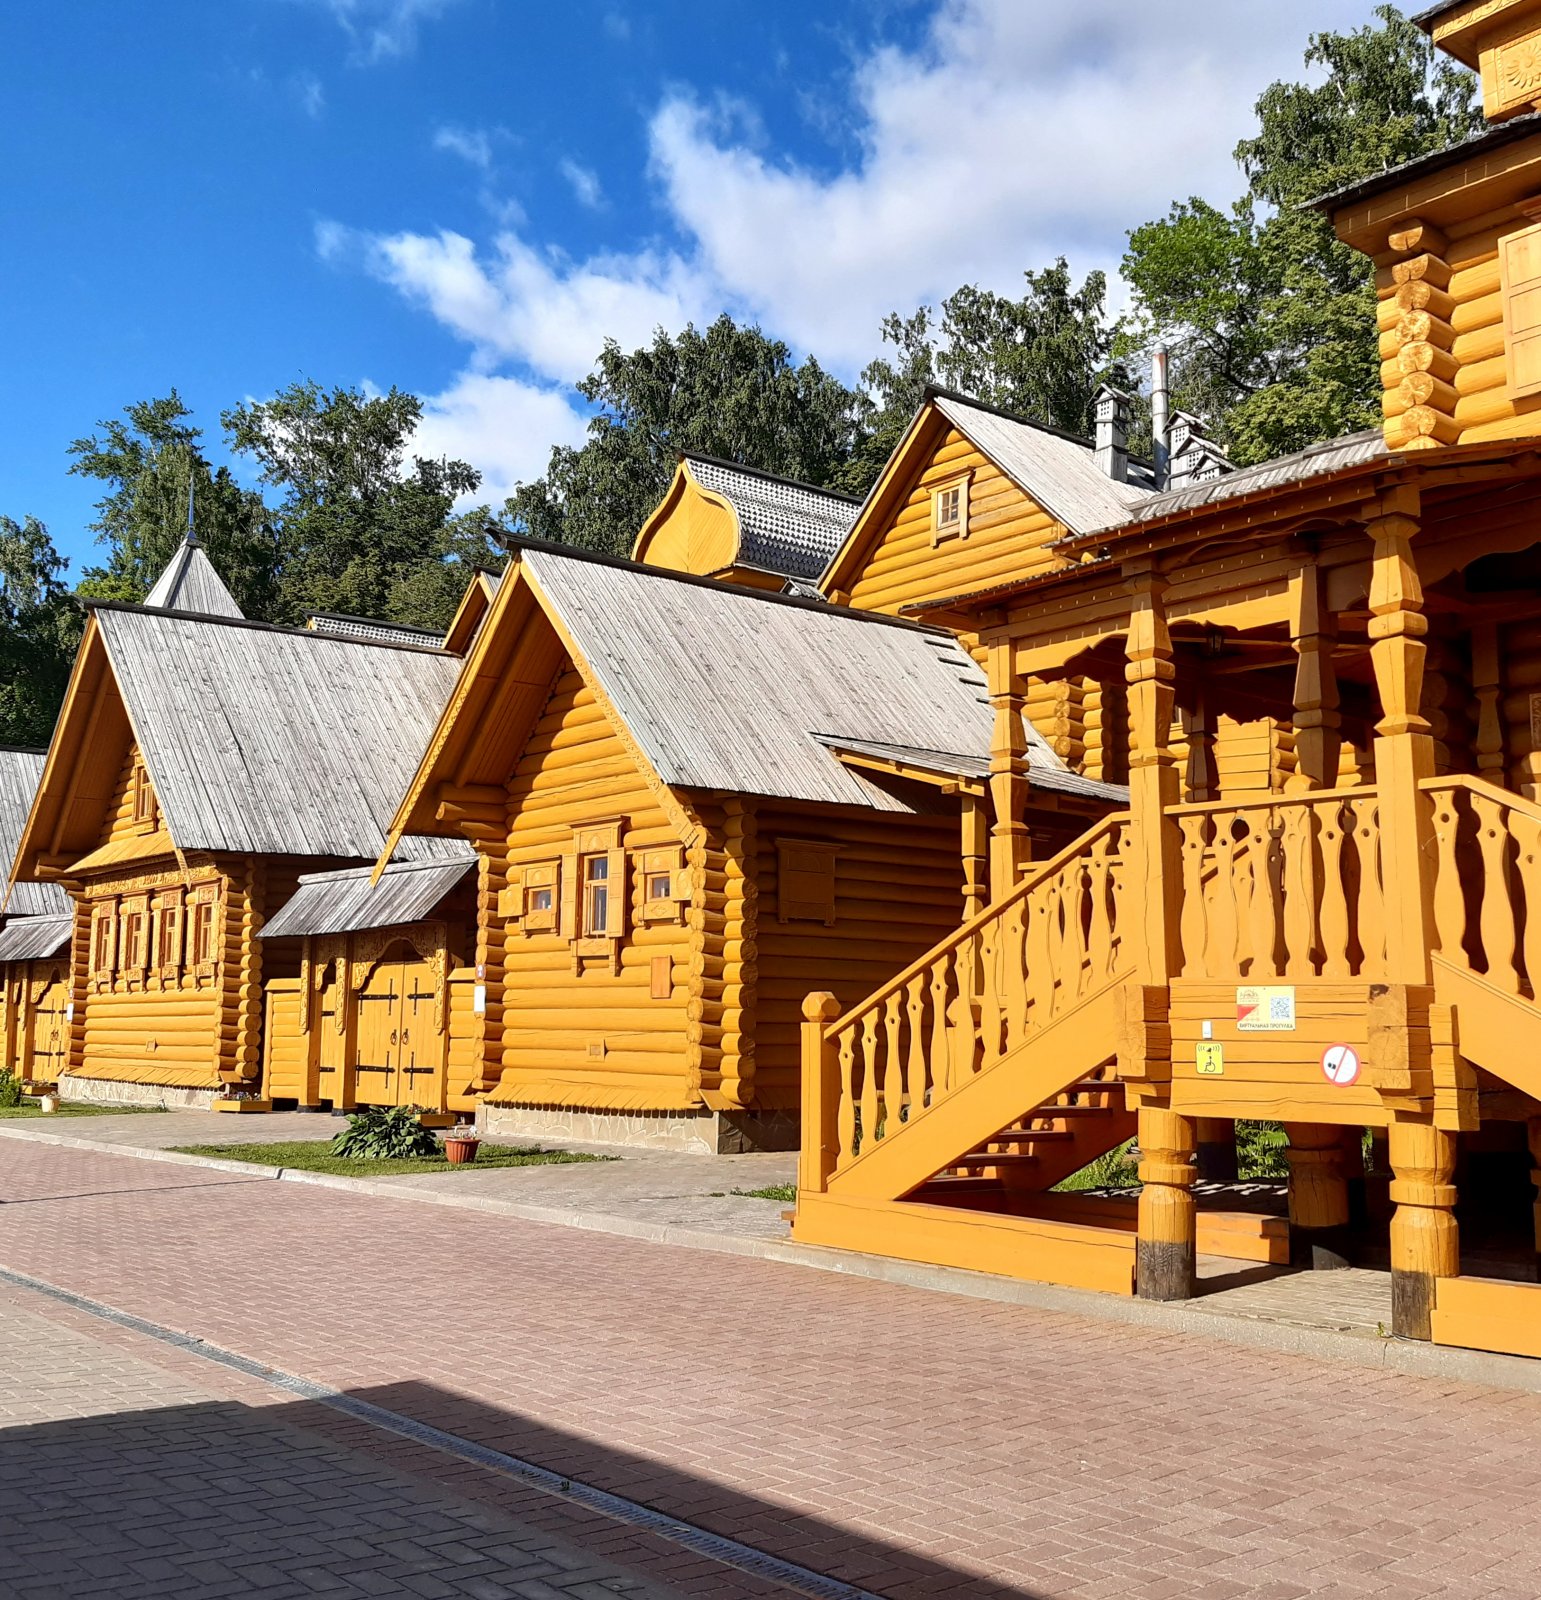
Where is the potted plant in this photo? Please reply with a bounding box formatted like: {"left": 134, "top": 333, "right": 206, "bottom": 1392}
{"left": 442, "top": 1124, "right": 481, "bottom": 1165}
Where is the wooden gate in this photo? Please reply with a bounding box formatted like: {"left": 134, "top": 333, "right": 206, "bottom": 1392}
{"left": 27, "top": 966, "right": 69, "bottom": 1086}
{"left": 352, "top": 941, "right": 448, "bottom": 1113}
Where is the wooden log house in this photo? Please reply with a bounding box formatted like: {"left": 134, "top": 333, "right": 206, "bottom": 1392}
{"left": 11, "top": 536, "right": 471, "bottom": 1109}
{"left": 379, "top": 540, "right": 1124, "bottom": 1152}
{"left": 0, "top": 748, "right": 73, "bottom": 1086}
{"left": 790, "top": 0, "right": 1541, "bottom": 1363}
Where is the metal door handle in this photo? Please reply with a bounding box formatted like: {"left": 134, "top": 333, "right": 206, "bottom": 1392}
{"left": 390, "top": 1029, "right": 398, "bottom": 1045}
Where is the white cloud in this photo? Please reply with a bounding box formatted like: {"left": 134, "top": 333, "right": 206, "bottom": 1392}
{"left": 293, "top": 70, "right": 326, "bottom": 117}
{"left": 305, "top": 0, "right": 459, "bottom": 64}
{"left": 325, "top": 0, "right": 1378, "bottom": 392}
{"left": 559, "top": 158, "right": 605, "bottom": 211}
{"left": 434, "top": 123, "right": 493, "bottom": 170}
{"left": 409, "top": 371, "right": 590, "bottom": 505}
{"left": 319, "top": 219, "right": 715, "bottom": 382}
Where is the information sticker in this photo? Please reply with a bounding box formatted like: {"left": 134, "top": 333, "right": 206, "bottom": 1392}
{"left": 472, "top": 983, "right": 487, "bottom": 1016}
{"left": 1196, "top": 1041, "right": 1225, "bottom": 1076}
{"left": 1321, "top": 1043, "right": 1361, "bottom": 1086}
{"left": 1236, "top": 985, "right": 1296, "bottom": 1032}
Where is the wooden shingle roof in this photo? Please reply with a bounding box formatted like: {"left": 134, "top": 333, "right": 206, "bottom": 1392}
{"left": 0, "top": 749, "right": 70, "bottom": 918}
{"left": 92, "top": 606, "right": 467, "bottom": 859}
{"left": 143, "top": 537, "right": 244, "bottom": 619}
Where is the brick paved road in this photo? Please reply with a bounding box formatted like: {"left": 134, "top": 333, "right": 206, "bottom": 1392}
{"left": 0, "top": 1282, "right": 764, "bottom": 1599}
{"left": 5, "top": 1141, "right": 1541, "bottom": 1599}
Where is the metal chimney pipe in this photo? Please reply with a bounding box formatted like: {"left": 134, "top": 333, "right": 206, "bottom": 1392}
{"left": 1152, "top": 346, "right": 1170, "bottom": 490}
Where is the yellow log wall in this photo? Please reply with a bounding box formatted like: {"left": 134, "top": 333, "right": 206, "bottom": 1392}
{"left": 750, "top": 804, "right": 962, "bottom": 1110}
{"left": 489, "top": 668, "right": 696, "bottom": 1111}
{"left": 845, "top": 434, "right": 1068, "bottom": 616}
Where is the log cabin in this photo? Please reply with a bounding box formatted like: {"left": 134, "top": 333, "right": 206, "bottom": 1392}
{"left": 379, "top": 540, "right": 1124, "bottom": 1153}
{"left": 633, "top": 454, "right": 860, "bottom": 593}
{"left": 11, "top": 535, "right": 471, "bottom": 1109}
{"left": 791, "top": 0, "right": 1541, "bottom": 1364}
{"left": 0, "top": 748, "right": 73, "bottom": 1087}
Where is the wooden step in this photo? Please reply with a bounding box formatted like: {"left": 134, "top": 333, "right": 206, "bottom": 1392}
{"left": 1022, "top": 1104, "right": 1114, "bottom": 1122}
{"left": 976, "top": 1128, "right": 1075, "bottom": 1145}
{"left": 951, "top": 1151, "right": 1041, "bottom": 1169}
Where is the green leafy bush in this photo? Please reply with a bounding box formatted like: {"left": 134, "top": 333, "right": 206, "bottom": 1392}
{"left": 0, "top": 1071, "right": 21, "bottom": 1110}
{"left": 329, "top": 1106, "right": 441, "bottom": 1161}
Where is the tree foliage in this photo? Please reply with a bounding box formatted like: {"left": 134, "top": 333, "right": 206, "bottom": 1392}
{"left": 504, "top": 315, "right": 870, "bottom": 554}
{"left": 222, "top": 381, "right": 495, "bottom": 628}
{"left": 1123, "top": 5, "right": 1481, "bottom": 465}
{"left": 0, "top": 515, "right": 79, "bottom": 747}
{"left": 69, "top": 393, "right": 279, "bottom": 616}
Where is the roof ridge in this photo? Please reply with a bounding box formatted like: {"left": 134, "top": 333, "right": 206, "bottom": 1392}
{"left": 683, "top": 452, "right": 863, "bottom": 505}
{"left": 87, "top": 600, "right": 456, "bottom": 656}
{"left": 307, "top": 610, "right": 444, "bottom": 637}
{"left": 501, "top": 531, "right": 957, "bottom": 637}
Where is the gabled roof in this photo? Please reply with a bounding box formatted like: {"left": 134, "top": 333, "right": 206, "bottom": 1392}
{"left": 442, "top": 567, "right": 505, "bottom": 655}
{"left": 683, "top": 455, "right": 860, "bottom": 581}
{"left": 386, "top": 540, "right": 1093, "bottom": 855}
{"left": 820, "top": 387, "right": 1152, "bottom": 599}
{"left": 261, "top": 853, "right": 474, "bottom": 939}
{"left": 812, "top": 735, "right": 1127, "bottom": 806}
{"left": 144, "top": 536, "right": 244, "bottom": 619}
{"left": 21, "top": 605, "right": 467, "bottom": 867}
{"left": 0, "top": 749, "right": 70, "bottom": 918}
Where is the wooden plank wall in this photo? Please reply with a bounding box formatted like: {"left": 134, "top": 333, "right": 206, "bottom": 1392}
{"left": 493, "top": 667, "right": 695, "bottom": 1110}
{"left": 750, "top": 805, "right": 962, "bottom": 1110}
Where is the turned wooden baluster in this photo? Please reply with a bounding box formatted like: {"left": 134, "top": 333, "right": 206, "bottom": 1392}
{"left": 1471, "top": 789, "right": 1519, "bottom": 992}
{"left": 928, "top": 961, "right": 950, "bottom": 1099}
{"left": 1063, "top": 856, "right": 1090, "bottom": 1004}
{"left": 1086, "top": 831, "right": 1115, "bottom": 985}
{"left": 1210, "top": 814, "right": 1242, "bottom": 978}
{"left": 1280, "top": 802, "right": 1317, "bottom": 978}
{"left": 882, "top": 989, "right": 904, "bottom": 1129}
{"left": 1025, "top": 885, "right": 1051, "bottom": 1026}
{"left": 1000, "top": 899, "right": 1028, "bottom": 1051}
{"left": 1245, "top": 814, "right": 1281, "bottom": 979}
{"left": 1427, "top": 788, "right": 1464, "bottom": 963}
{"left": 977, "top": 920, "right": 1002, "bottom": 1065}
{"left": 836, "top": 1030, "right": 857, "bottom": 1166}
{"left": 948, "top": 942, "right": 978, "bottom": 1085}
{"left": 858, "top": 1010, "right": 881, "bottom": 1146}
{"left": 1107, "top": 835, "right": 1126, "bottom": 968}
{"left": 904, "top": 973, "right": 927, "bottom": 1123}
{"left": 1048, "top": 872, "right": 1073, "bottom": 1018}
{"left": 1511, "top": 809, "right": 1541, "bottom": 999}
{"left": 1178, "top": 814, "right": 1210, "bottom": 978}
{"left": 1355, "top": 800, "right": 1387, "bottom": 976}
{"left": 1318, "top": 799, "right": 1352, "bottom": 979}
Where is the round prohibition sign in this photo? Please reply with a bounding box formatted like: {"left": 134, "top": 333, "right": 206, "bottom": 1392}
{"left": 1321, "top": 1042, "right": 1361, "bottom": 1086}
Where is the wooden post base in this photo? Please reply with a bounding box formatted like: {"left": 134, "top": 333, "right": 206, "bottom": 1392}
{"left": 1136, "top": 1106, "right": 1195, "bottom": 1302}
{"left": 1389, "top": 1121, "right": 1458, "bottom": 1341}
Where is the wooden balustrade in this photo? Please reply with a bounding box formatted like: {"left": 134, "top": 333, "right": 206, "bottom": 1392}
{"left": 804, "top": 814, "right": 1131, "bottom": 1182}
{"left": 1424, "top": 775, "right": 1541, "bottom": 998}
{"left": 1169, "top": 786, "right": 1385, "bottom": 981}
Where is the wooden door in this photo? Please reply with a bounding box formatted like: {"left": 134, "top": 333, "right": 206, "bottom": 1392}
{"left": 28, "top": 969, "right": 69, "bottom": 1086}
{"left": 316, "top": 961, "right": 350, "bottom": 1108}
{"left": 395, "top": 953, "right": 444, "bottom": 1111}
{"left": 353, "top": 953, "right": 404, "bottom": 1108}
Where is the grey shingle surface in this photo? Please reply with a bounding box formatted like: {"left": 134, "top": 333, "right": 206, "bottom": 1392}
{"left": 261, "top": 854, "right": 474, "bottom": 938}
{"left": 685, "top": 456, "right": 859, "bottom": 582}
{"left": 0, "top": 750, "right": 70, "bottom": 917}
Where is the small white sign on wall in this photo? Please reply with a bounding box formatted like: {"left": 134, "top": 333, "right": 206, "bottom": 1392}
{"left": 472, "top": 984, "right": 487, "bottom": 1016}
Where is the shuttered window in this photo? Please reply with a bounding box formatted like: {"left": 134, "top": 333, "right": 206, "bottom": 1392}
{"left": 1501, "top": 223, "right": 1541, "bottom": 399}
{"left": 91, "top": 902, "right": 118, "bottom": 983}
{"left": 930, "top": 472, "right": 971, "bottom": 544}
{"left": 639, "top": 846, "right": 688, "bottom": 922}
{"left": 776, "top": 838, "right": 841, "bottom": 925}
{"left": 154, "top": 889, "right": 183, "bottom": 974}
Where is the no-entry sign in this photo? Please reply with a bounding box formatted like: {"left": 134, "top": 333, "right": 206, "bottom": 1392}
{"left": 1321, "top": 1043, "right": 1361, "bottom": 1086}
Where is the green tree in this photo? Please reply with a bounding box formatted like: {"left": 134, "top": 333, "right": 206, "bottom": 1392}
{"left": 505, "top": 315, "right": 870, "bottom": 554}
{"left": 853, "top": 262, "right": 1128, "bottom": 490}
{"left": 1123, "top": 5, "right": 1482, "bottom": 466}
{"left": 223, "top": 381, "right": 487, "bottom": 627}
{"left": 0, "top": 515, "right": 80, "bottom": 746}
{"left": 69, "top": 392, "right": 279, "bottom": 616}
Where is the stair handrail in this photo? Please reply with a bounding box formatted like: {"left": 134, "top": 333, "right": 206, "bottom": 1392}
{"left": 1421, "top": 770, "right": 1541, "bottom": 821}
{"left": 824, "top": 810, "right": 1132, "bottom": 1035}
{"left": 1166, "top": 780, "right": 1376, "bottom": 818}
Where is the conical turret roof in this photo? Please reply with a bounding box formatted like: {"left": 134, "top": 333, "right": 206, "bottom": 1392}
{"left": 143, "top": 535, "right": 244, "bottom": 619}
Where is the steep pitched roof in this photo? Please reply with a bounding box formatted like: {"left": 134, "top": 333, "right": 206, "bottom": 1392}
{"left": 38, "top": 607, "right": 466, "bottom": 861}
{"left": 261, "top": 854, "right": 474, "bottom": 939}
{"left": 681, "top": 455, "right": 860, "bottom": 582}
{"left": 0, "top": 749, "right": 70, "bottom": 918}
{"left": 143, "top": 537, "right": 244, "bottom": 619}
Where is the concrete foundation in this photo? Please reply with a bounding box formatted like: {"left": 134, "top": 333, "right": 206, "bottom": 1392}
{"left": 478, "top": 1101, "right": 799, "bottom": 1155}
{"left": 57, "top": 1075, "right": 221, "bottom": 1113}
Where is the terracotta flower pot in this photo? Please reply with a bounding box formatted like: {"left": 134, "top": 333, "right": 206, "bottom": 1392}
{"left": 444, "top": 1137, "right": 481, "bottom": 1165}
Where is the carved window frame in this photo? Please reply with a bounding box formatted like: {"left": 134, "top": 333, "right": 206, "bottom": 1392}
{"left": 638, "top": 845, "right": 689, "bottom": 923}
{"left": 188, "top": 882, "right": 221, "bottom": 983}
{"left": 90, "top": 899, "right": 118, "bottom": 990}
{"left": 153, "top": 887, "right": 184, "bottom": 984}
{"left": 119, "top": 894, "right": 150, "bottom": 988}
{"left": 131, "top": 760, "right": 159, "bottom": 834}
{"left": 499, "top": 861, "right": 561, "bottom": 935}
{"left": 930, "top": 471, "right": 972, "bottom": 545}
{"left": 570, "top": 820, "right": 626, "bottom": 969}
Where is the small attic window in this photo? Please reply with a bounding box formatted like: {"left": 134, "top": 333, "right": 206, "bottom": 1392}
{"left": 131, "top": 761, "right": 158, "bottom": 830}
{"left": 931, "top": 473, "right": 971, "bottom": 545}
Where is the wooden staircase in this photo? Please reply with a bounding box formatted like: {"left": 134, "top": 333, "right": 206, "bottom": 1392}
{"left": 794, "top": 814, "right": 1142, "bottom": 1294}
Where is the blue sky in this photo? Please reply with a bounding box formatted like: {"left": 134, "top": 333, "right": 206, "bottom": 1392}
{"left": 3, "top": 0, "right": 1371, "bottom": 575}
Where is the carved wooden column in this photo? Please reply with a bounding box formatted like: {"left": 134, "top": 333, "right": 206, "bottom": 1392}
{"left": 1125, "top": 567, "right": 1182, "bottom": 985}
{"left": 1284, "top": 1122, "right": 1351, "bottom": 1268}
{"left": 800, "top": 992, "right": 843, "bottom": 1195}
{"left": 961, "top": 792, "right": 988, "bottom": 921}
{"left": 1181, "top": 694, "right": 1218, "bottom": 804}
{"left": 1366, "top": 485, "right": 1438, "bottom": 983}
{"left": 1137, "top": 1105, "right": 1196, "bottom": 1301}
{"left": 1289, "top": 565, "right": 1341, "bottom": 791}
{"left": 1472, "top": 621, "right": 1506, "bottom": 782}
{"left": 987, "top": 646, "right": 1031, "bottom": 903}
{"left": 1388, "top": 1120, "right": 1458, "bottom": 1339}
